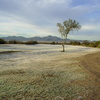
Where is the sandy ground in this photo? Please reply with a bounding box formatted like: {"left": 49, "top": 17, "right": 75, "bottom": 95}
{"left": 0, "top": 44, "right": 100, "bottom": 100}
{"left": 0, "top": 44, "right": 100, "bottom": 68}
{"left": 81, "top": 52, "right": 100, "bottom": 81}
{"left": 0, "top": 44, "right": 100, "bottom": 70}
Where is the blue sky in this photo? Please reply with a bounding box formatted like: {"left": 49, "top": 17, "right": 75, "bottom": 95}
{"left": 0, "top": 0, "right": 100, "bottom": 40}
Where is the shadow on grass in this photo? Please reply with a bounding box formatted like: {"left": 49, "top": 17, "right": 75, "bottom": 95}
{"left": 0, "top": 51, "right": 21, "bottom": 54}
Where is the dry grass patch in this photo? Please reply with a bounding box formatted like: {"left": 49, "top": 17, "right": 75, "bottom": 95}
{"left": 0, "top": 45, "right": 100, "bottom": 100}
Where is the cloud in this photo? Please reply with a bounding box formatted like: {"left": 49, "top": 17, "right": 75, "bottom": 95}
{"left": 0, "top": 0, "right": 100, "bottom": 40}
{"left": 0, "top": 14, "right": 53, "bottom": 37}
{"left": 37, "top": 0, "right": 67, "bottom": 5}
{"left": 68, "top": 34, "right": 100, "bottom": 41}
{"left": 82, "top": 25, "right": 98, "bottom": 30}
{"left": 67, "top": 23, "right": 100, "bottom": 41}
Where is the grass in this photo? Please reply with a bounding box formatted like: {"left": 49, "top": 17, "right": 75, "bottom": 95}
{"left": 0, "top": 44, "right": 100, "bottom": 100}
{"left": 0, "top": 69, "right": 86, "bottom": 100}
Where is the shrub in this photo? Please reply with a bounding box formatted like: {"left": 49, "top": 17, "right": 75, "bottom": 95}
{"left": 25, "top": 41, "right": 38, "bottom": 45}
{"left": 70, "top": 41, "right": 81, "bottom": 45}
{"left": 97, "top": 43, "right": 100, "bottom": 48}
{"left": 9, "top": 40, "right": 17, "bottom": 44}
{"left": 89, "top": 41, "right": 100, "bottom": 48}
{"left": 51, "top": 41, "right": 56, "bottom": 45}
{"left": 0, "top": 39, "right": 6, "bottom": 44}
{"left": 82, "top": 40, "right": 89, "bottom": 46}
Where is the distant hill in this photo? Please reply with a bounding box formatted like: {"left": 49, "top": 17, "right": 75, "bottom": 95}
{"left": 1, "top": 35, "right": 70, "bottom": 42}
{"left": 1, "top": 36, "right": 28, "bottom": 41}
{"left": 1, "top": 35, "right": 84, "bottom": 42}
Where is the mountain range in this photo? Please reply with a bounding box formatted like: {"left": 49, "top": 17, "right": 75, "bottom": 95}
{"left": 1, "top": 35, "right": 70, "bottom": 42}
{"left": 1, "top": 35, "right": 85, "bottom": 42}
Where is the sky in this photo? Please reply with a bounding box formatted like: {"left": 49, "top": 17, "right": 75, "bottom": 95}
{"left": 0, "top": 0, "right": 100, "bottom": 40}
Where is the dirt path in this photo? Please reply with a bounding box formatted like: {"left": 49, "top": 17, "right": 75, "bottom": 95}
{"left": 81, "top": 51, "right": 100, "bottom": 81}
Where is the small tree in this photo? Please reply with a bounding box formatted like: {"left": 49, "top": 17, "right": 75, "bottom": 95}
{"left": 0, "top": 39, "right": 6, "bottom": 44}
{"left": 57, "top": 19, "right": 81, "bottom": 52}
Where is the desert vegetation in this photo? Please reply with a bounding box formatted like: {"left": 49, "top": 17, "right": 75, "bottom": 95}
{"left": 0, "top": 38, "right": 100, "bottom": 48}
{"left": 0, "top": 0, "right": 100, "bottom": 99}
{"left": 69, "top": 40, "right": 100, "bottom": 48}
{"left": 0, "top": 39, "right": 38, "bottom": 45}
{"left": 0, "top": 39, "right": 6, "bottom": 44}
{"left": 0, "top": 44, "right": 100, "bottom": 100}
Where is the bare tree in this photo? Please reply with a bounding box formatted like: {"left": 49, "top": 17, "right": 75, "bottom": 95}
{"left": 57, "top": 19, "right": 81, "bottom": 52}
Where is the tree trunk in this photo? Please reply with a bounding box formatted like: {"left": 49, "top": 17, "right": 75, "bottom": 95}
{"left": 62, "top": 38, "right": 66, "bottom": 52}
{"left": 62, "top": 43, "right": 65, "bottom": 52}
